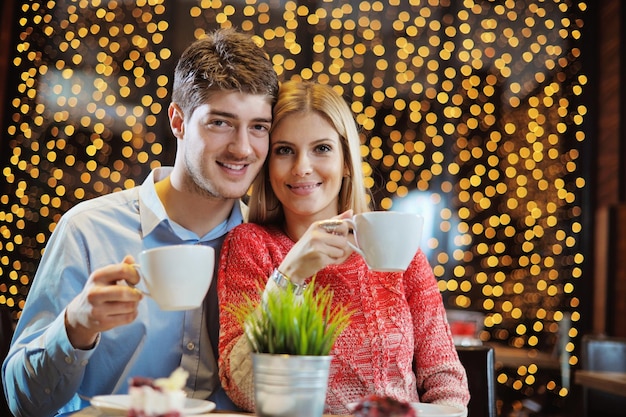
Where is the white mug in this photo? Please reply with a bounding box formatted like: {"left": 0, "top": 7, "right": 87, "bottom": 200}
{"left": 345, "top": 211, "right": 424, "bottom": 272}
{"left": 134, "top": 245, "right": 215, "bottom": 310}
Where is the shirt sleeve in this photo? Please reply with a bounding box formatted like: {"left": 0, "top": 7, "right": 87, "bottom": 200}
{"left": 2, "top": 216, "right": 96, "bottom": 417}
{"left": 217, "top": 224, "right": 277, "bottom": 412}
{"left": 405, "top": 250, "right": 470, "bottom": 409}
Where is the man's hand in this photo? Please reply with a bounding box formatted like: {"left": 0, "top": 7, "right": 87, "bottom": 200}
{"left": 65, "top": 255, "right": 143, "bottom": 349}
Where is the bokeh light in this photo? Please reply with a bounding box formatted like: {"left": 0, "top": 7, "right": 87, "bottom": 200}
{"left": 0, "top": 0, "right": 590, "bottom": 406}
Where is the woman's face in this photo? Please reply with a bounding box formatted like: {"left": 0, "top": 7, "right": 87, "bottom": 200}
{"left": 269, "top": 111, "right": 347, "bottom": 223}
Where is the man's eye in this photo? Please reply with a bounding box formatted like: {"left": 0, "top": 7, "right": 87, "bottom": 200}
{"left": 252, "top": 124, "right": 270, "bottom": 131}
{"left": 210, "top": 120, "right": 227, "bottom": 127}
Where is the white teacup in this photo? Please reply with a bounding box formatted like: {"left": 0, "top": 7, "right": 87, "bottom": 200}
{"left": 345, "top": 211, "right": 424, "bottom": 272}
{"left": 134, "top": 245, "right": 215, "bottom": 310}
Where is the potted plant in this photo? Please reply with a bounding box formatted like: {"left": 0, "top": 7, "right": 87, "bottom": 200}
{"left": 226, "top": 278, "right": 352, "bottom": 417}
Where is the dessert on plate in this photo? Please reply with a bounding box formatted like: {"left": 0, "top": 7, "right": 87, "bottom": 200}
{"left": 352, "top": 394, "right": 417, "bottom": 417}
{"left": 127, "top": 367, "right": 189, "bottom": 417}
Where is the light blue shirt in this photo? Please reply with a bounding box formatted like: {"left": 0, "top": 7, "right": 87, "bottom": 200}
{"left": 2, "top": 167, "right": 243, "bottom": 417}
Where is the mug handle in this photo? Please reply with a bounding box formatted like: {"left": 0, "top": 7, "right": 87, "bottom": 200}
{"left": 343, "top": 219, "right": 366, "bottom": 259}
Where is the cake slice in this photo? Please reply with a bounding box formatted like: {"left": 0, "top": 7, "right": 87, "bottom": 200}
{"left": 352, "top": 395, "right": 417, "bottom": 417}
{"left": 127, "top": 367, "right": 189, "bottom": 417}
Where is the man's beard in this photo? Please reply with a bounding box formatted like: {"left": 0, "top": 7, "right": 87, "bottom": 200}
{"left": 183, "top": 151, "right": 223, "bottom": 199}
{"left": 183, "top": 152, "right": 247, "bottom": 200}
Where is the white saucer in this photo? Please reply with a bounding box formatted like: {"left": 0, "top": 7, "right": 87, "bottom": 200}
{"left": 91, "top": 394, "right": 216, "bottom": 415}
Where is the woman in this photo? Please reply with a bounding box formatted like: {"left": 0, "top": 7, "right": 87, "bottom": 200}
{"left": 217, "top": 80, "right": 469, "bottom": 414}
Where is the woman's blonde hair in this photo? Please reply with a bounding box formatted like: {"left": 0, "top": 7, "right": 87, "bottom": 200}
{"left": 248, "top": 80, "right": 371, "bottom": 224}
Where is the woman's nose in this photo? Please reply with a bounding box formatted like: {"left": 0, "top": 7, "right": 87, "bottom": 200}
{"left": 292, "top": 154, "right": 313, "bottom": 176}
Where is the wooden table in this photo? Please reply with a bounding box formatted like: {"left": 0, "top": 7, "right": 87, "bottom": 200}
{"left": 486, "top": 343, "right": 561, "bottom": 370}
{"left": 67, "top": 407, "right": 349, "bottom": 417}
{"left": 575, "top": 369, "right": 626, "bottom": 397}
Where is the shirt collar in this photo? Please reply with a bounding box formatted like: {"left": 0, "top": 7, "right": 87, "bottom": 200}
{"left": 138, "top": 167, "right": 244, "bottom": 242}
{"left": 138, "top": 166, "right": 171, "bottom": 238}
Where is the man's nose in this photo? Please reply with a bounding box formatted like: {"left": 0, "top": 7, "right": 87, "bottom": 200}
{"left": 228, "top": 128, "right": 253, "bottom": 157}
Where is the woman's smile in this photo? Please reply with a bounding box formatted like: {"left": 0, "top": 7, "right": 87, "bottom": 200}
{"left": 287, "top": 181, "right": 322, "bottom": 195}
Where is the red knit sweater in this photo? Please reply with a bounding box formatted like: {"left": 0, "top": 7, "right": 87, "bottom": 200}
{"left": 217, "top": 223, "right": 470, "bottom": 415}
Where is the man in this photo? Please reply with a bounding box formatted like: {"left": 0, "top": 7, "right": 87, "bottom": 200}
{"left": 2, "top": 28, "right": 279, "bottom": 417}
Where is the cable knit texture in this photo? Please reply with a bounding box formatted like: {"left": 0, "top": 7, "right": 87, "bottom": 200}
{"left": 218, "top": 223, "right": 470, "bottom": 415}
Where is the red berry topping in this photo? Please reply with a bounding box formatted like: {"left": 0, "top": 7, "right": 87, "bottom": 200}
{"left": 353, "top": 395, "right": 417, "bottom": 417}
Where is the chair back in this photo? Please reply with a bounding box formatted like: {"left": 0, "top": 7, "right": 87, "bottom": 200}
{"left": 581, "top": 335, "right": 626, "bottom": 417}
{"left": 456, "top": 345, "right": 497, "bottom": 417}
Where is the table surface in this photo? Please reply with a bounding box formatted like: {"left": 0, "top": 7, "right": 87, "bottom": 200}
{"left": 486, "top": 343, "right": 561, "bottom": 369}
{"left": 575, "top": 369, "right": 626, "bottom": 397}
{"left": 67, "top": 406, "right": 349, "bottom": 417}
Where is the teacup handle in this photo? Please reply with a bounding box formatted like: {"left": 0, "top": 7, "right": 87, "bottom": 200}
{"left": 343, "top": 219, "right": 366, "bottom": 259}
{"left": 129, "top": 264, "right": 151, "bottom": 297}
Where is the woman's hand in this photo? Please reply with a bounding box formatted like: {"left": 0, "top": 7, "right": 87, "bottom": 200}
{"left": 278, "top": 210, "right": 354, "bottom": 284}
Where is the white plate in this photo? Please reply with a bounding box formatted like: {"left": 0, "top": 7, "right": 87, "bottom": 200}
{"left": 91, "top": 394, "right": 216, "bottom": 415}
{"left": 348, "top": 401, "right": 465, "bottom": 417}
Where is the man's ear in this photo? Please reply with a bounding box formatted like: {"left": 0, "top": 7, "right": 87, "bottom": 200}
{"left": 169, "top": 103, "right": 185, "bottom": 139}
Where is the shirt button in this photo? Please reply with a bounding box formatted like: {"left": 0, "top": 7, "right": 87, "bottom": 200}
{"left": 80, "top": 360, "right": 88, "bottom": 366}
{"left": 64, "top": 357, "right": 73, "bottom": 364}
{"left": 44, "top": 388, "right": 51, "bottom": 394}
{"left": 186, "top": 342, "right": 195, "bottom": 351}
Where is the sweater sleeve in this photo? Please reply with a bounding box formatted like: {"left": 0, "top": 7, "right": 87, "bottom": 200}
{"left": 405, "top": 250, "right": 470, "bottom": 409}
{"left": 217, "top": 224, "right": 276, "bottom": 412}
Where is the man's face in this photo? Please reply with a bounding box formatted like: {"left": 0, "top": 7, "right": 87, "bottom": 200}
{"left": 170, "top": 90, "right": 273, "bottom": 200}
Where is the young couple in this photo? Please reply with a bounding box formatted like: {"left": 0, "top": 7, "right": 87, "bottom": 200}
{"left": 2, "top": 28, "right": 468, "bottom": 417}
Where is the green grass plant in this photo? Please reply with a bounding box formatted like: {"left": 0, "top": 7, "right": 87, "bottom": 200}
{"left": 226, "top": 278, "right": 352, "bottom": 356}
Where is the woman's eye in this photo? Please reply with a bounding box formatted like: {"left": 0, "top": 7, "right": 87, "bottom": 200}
{"left": 316, "top": 144, "right": 332, "bottom": 153}
{"left": 274, "top": 146, "right": 294, "bottom": 155}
